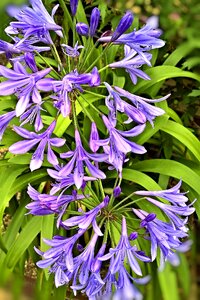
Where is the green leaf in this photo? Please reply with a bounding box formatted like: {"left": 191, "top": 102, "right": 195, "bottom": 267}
{"left": 4, "top": 216, "right": 42, "bottom": 269}
{"left": 158, "top": 263, "right": 180, "bottom": 300}
{"left": 130, "top": 66, "right": 200, "bottom": 96}
{"left": 161, "top": 120, "right": 200, "bottom": 161}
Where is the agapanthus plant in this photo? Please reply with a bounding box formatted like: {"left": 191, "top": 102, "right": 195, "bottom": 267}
{"left": 0, "top": 1, "right": 195, "bottom": 299}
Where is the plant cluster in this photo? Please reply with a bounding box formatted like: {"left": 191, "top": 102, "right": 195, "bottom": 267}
{"left": 0, "top": 0, "right": 196, "bottom": 299}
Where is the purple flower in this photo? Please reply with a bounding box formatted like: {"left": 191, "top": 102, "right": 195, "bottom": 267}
{"left": 62, "top": 196, "right": 109, "bottom": 235}
{"left": 0, "top": 110, "right": 16, "bottom": 141}
{"left": 61, "top": 42, "right": 84, "bottom": 57}
{"left": 0, "top": 39, "right": 21, "bottom": 59}
{"left": 71, "top": 233, "right": 99, "bottom": 289}
{"left": 70, "top": 0, "right": 78, "bottom": 16}
{"left": 19, "top": 102, "right": 44, "bottom": 132}
{"left": 76, "top": 23, "right": 89, "bottom": 36}
{"left": 135, "top": 180, "right": 188, "bottom": 206}
{"left": 96, "top": 115, "right": 146, "bottom": 175}
{"left": 113, "top": 186, "right": 121, "bottom": 198}
{"left": 89, "top": 122, "right": 100, "bottom": 152}
{"left": 99, "top": 23, "right": 165, "bottom": 64}
{"left": 47, "top": 167, "right": 96, "bottom": 195}
{"left": 104, "top": 82, "right": 147, "bottom": 126}
{"left": 113, "top": 267, "right": 150, "bottom": 300}
{"left": 89, "top": 8, "right": 100, "bottom": 37}
{"left": 0, "top": 62, "right": 51, "bottom": 117}
{"left": 145, "top": 197, "right": 195, "bottom": 230}
{"left": 109, "top": 46, "right": 152, "bottom": 84}
{"left": 58, "top": 129, "right": 107, "bottom": 189}
{"left": 111, "top": 11, "right": 134, "bottom": 42}
{"left": 36, "top": 68, "right": 100, "bottom": 117}
{"left": 9, "top": 121, "right": 65, "bottom": 171}
{"left": 26, "top": 184, "right": 86, "bottom": 216}
{"left": 6, "top": 0, "right": 63, "bottom": 44}
{"left": 133, "top": 209, "right": 188, "bottom": 267}
{"left": 99, "top": 217, "right": 150, "bottom": 276}
{"left": 114, "top": 86, "right": 169, "bottom": 126}
{"left": 36, "top": 230, "right": 84, "bottom": 273}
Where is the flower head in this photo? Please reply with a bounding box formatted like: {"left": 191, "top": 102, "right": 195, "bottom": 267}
{"left": 9, "top": 121, "right": 65, "bottom": 171}
{"left": 6, "top": 0, "right": 62, "bottom": 44}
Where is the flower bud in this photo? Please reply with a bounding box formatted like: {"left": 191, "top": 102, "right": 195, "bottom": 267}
{"left": 89, "top": 7, "right": 100, "bottom": 37}
{"left": 111, "top": 11, "right": 134, "bottom": 42}
{"left": 70, "top": 0, "right": 78, "bottom": 16}
{"left": 76, "top": 22, "right": 89, "bottom": 36}
{"left": 113, "top": 186, "right": 121, "bottom": 198}
{"left": 89, "top": 122, "right": 99, "bottom": 152}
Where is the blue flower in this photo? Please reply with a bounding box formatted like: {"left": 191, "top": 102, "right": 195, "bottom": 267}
{"left": 26, "top": 184, "right": 86, "bottom": 216}
{"left": 99, "top": 22, "right": 165, "bottom": 64}
{"left": 61, "top": 41, "right": 84, "bottom": 57}
{"left": 6, "top": 0, "right": 62, "bottom": 44}
{"left": 0, "top": 110, "right": 16, "bottom": 141}
{"left": 76, "top": 23, "right": 89, "bottom": 36}
{"left": 111, "top": 11, "right": 134, "bottom": 42}
{"left": 36, "top": 68, "right": 100, "bottom": 117}
{"left": 62, "top": 196, "right": 109, "bottom": 235}
{"left": 70, "top": 0, "right": 78, "bottom": 16}
{"left": 9, "top": 121, "right": 65, "bottom": 171}
{"left": 114, "top": 86, "right": 169, "bottom": 126}
{"left": 58, "top": 129, "right": 107, "bottom": 189}
{"left": 135, "top": 180, "right": 189, "bottom": 206}
{"left": 97, "top": 115, "right": 146, "bottom": 175}
{"left": 47, "top": 167, "right": 96, "bottom": 195}
{"left": 133, "top": 209, "right": 188, "bottom": 268}
{"left": 0, "top": 62, "right": 51, "bottom": 117}
{"left": 99, "top": 217, "right": 150, "bottom": 276}
{"left": 89, "top": 8, "right": 100, "bottom": 37}
{"left": 109, "top": 46, "right": 152, "bottom": 84}
{"left": 36, "top": 230, "right": 84, "bottom": 273}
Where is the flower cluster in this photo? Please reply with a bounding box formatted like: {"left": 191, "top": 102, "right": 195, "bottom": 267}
{"left": 0, "top": 0, "right": 194, "bottom": 299}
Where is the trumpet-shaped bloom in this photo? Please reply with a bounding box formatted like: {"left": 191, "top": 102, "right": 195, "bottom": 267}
{"left": 99, "top": 217, "right": 150, "bottom": 275}
{"left": 36, "top": 230, "right": 84, "bottom": 273}
{"left": 62, "top": 196, "right": 109, "bottom": 235}
{"left": 135, "top": 180, "right": 188, "bottom": 206}
{"left": 99, "top": 23, "right": 165, "bottom": 65}
{"left": 97, "top": 115, "right": 146, "bottom": 174}
{"left": 133, "top": 209, "right": 189, "bottom": 267}
{"left": 109, "top": 46, "right": 152, "bottom": 84}
{"left": 58, "top": 129, "right": 107, "bottom": 189}
{"left": 26, "top": 184, "right": 86, "bottom": 216}
{"left": 0, "top": 62, "right": 51, "bottom": 117}
{"left": 36, "top": 68, "right": 100, "bottom": 117}
{"left": 61, "top": 41, "right": 84, "bottom": 57}
{"left": 9, "top": 121, "right": 65, "bottom": 171}
{"left": 5, "top": 0, "right": 62, "bottom": 44}
{"left": 0, "top": 110, "right": 16, "bottom": 141}
{"left": 114, "top": 86, "right": 169, "bottom": 126}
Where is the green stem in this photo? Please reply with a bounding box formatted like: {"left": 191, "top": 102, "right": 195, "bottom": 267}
{"left": 71, "top": 99, "right": 78, "bottom": 129}
{"left": 78, "top": 92, "right": 103, "bottom": 116}
{"left": 111, "top": 195, "right": 146, "bottom": 212}
{"left": 35, "top": 51, "right": 61, "bottom": 79}
{"left": 82, "top": 89, "right": 106, "bottom": 98}
{"left": 98, "top": 179, "right": 105, "bottom": 199}
{"left": 51, "top": 44, "right": 65, "bottom": 76}
{"left": 76, "top": 97, "right": 95, "bottom": 122}
{"left": 84, "top": 43, "right": 112, "bottom": 73}
{"left": 98, "top": 64, "right": 109, "bottom": 73}
{"left": 59, "top": 0, "right": 73, "bottom": 28}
